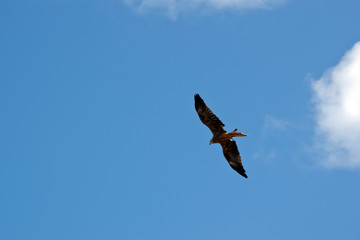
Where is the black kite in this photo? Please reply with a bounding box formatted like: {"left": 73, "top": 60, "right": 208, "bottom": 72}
{"left": 194, "top": 94, "right": 248, "bottom": 178}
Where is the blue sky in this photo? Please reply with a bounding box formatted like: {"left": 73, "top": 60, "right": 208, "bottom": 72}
{"left": 1, "top": 0, "right": 360, "bottom": 239}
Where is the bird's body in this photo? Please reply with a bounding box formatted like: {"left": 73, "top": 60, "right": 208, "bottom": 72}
{"left": 194, "top": 94, "right": 248, "bottom": 178}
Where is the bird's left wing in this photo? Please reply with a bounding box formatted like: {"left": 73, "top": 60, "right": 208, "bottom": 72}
{"left": 220, "top": 140, "right": 248, "bottom": 178}
{"left": 194, "top": 94, "right": 226, "bottom": 137}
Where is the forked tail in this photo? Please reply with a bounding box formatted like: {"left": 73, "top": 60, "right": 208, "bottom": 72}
{"left": 229, "top": 129, "right": 247, "bottom": 138}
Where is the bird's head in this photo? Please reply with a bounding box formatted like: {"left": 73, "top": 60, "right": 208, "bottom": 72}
{"left": 209, "top": 138, "right": 215, "bottom": 145}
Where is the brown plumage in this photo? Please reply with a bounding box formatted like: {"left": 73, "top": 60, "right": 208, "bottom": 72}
{"left": 194, "top": 94, "right": 248, "bottom": 178}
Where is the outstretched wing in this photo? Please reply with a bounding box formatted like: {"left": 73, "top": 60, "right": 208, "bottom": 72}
{"left": 194, "top": 94, "right": 226, "bottom": 137}
{"left": 220, "top": 140, "right": 248, "bottom": 178}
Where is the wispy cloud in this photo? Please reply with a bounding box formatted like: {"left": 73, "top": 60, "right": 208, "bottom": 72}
{"left": 263, "top": 115, "right": 293, "bottom": 132}
{"left": 123, "top": 0, "right": 285, "bottom": 20}
{"left": 254, "top": 115, "right": 299, "bottom": 163}
{"left": 312, "top": 41, "right": 360, "bottom": 169}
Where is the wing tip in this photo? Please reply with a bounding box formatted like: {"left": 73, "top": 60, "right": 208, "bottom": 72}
{"left": 229, "top": 161, "right": 248, "bottom": 178}
{"left": 194, "top": 93, "right": 205, "bottom": 110}
{"left": 240, "top": 172, "right": 248, "bottom": 178}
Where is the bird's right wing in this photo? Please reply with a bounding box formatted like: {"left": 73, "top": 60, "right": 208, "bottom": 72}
{"left": 194, "top": 94, "right": 226, "bottom": 136}
{"left": 220, "top": 140, "right": 248, "bottom": 178}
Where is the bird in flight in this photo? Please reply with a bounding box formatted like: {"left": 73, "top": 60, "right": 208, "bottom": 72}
{"left": 194, "top": 94, "right": 248, "bottom": 178}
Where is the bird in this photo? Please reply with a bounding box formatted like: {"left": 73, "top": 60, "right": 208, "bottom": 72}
{"left": 194, "top": 94, "right": 248, "bottom": 178}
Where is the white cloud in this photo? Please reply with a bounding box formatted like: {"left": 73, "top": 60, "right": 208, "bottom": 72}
{"left": 312, "top": 41, "right": 360, "bottom": 169}
{"left": 123, "top": 0, "right": 285, "bottom": 20}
